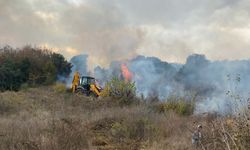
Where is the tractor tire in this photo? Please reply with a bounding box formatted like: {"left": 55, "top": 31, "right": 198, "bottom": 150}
{"left": 75, "top": 88, "right": 90, "bottom": 96}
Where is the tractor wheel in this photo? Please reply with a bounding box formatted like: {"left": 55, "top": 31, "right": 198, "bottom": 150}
{"left": 75, "top": 88, "right": 83, "bottom": 95}
{"left": 75, "top": 88, "right": 90, "bottom": 96}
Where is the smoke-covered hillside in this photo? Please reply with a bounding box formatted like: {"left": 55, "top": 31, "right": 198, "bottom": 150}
{"left": 71, "top": 54, "right": 250, "bottom": 114}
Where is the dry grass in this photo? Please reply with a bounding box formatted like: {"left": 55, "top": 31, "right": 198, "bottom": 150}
{"left": 0, "top": 86, "right": 249, "bottom": 150}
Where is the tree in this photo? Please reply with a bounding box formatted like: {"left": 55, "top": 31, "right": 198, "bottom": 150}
{"left": 43, "top": 61, "right": 56, "bottom": 85}
{"left": 0, "top": 45, "right": 72, "bottom": 91}
{"left": 51, "top": 53, "right": 72, "bottom": 77}
{"left": 0, "top": 60, "right": 23, "bottom": 91}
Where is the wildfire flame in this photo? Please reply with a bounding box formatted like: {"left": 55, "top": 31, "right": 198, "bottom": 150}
{"left": 121, "top": 64, "right": 132, "bottom": 81}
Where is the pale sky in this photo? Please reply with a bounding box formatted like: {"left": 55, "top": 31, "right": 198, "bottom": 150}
{"left": 1, "top": 0, "right": 250, "bottom": 69}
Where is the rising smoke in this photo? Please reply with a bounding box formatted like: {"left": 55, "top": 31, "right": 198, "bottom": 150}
{"left": 70, "top": 53, "right": 250, "bottom": 114}
{"left": 64, "top": 54, "right": 89, "bottom": 87}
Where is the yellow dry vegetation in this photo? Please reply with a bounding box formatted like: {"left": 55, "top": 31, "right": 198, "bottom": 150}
{"left": 0, "top": 86, "right": 249, "bottom": 150}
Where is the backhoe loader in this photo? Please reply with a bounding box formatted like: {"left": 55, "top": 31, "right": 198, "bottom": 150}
{"left": 72, "top": 73, "right": 102, "bottom": 97}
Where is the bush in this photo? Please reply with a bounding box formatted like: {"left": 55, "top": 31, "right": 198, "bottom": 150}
{"left": 200, "top": 116, "right": 250, "bottom": 150}
{"left": 101, "top": 77, "right": 138, "bottom": 105}
{"left": 153, "top": 95, "right": 195, "bottom": 115}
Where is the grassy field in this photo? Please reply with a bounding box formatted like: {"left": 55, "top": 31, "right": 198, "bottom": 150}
{"left": 0, "top": 85, "right": 249, "bottom": 150}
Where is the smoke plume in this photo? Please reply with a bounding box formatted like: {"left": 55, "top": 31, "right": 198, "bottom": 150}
{"left": 65, "top": 54, "right": 89, "bottom": 87}
{"left": 2, "top": 0, "right": 250, "bottom": 67}
{"left": 91, "top": 54, "right": 250, "bottom": 114}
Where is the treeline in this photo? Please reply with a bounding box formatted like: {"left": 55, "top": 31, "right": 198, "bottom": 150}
{"left": 0, "top": 45, "right": 72, "bottom": 91}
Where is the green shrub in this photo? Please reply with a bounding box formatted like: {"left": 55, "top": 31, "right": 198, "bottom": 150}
{"left": 101, "top": 77, "right": 137, "bottom": 105}
{"left": 153, "top": 95, "right": 195, "bottom": 115}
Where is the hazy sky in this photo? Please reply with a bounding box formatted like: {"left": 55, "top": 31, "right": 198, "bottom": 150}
{"left": 1, "top": 0, "right": 250, "bottom": 68}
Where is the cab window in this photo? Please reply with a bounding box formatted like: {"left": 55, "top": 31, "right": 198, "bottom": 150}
{"left": 81, "top": 77, "right": 88, "bottom": 85}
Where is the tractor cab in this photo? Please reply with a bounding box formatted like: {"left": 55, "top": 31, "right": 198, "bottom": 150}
{"left": 79, "top": 76, "right": 95, "bottom": 91}
{"left": 75, "top": 76, "right": 102, "bottom": 97}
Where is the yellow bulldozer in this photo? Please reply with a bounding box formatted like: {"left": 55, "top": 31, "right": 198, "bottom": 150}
{"left": 71, "top": 72, "right": 102, "bottom": 97}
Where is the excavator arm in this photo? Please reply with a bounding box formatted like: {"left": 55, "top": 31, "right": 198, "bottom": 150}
{"left": 90, "top": 84, "right": 102, "bottom": 97}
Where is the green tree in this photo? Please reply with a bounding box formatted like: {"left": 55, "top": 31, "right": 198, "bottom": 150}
{"left": 18, "top": 58, "right": 31, "bottom": 83}
{"left": 0, "top": 60, "right": 23, "bottom": 91}
{"left": 0, "top": 45, "right": 72, "bottom": 91}
{"left": 51, "top": 53, "right": 72, "bottom": 77}
{"left": 43, "top": 61, "right": 57, "bottom": 85}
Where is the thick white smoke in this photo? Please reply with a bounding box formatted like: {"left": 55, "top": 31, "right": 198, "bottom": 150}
{"left": 70, "top": 54, "right": 250, "bottom": 115}
{"left": 65, "top": 54, "right": 89, "bottom": 87}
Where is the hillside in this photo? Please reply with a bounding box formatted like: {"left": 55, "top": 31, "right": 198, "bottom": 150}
{"left": 0, "top": 85, "right": 249, "bottom": 150}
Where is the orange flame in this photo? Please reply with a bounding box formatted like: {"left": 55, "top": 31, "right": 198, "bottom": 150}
{"left": 121, "top": 64, "right": 132, "bottom": 81}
